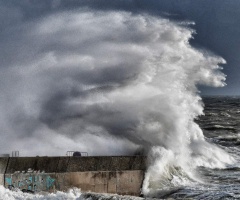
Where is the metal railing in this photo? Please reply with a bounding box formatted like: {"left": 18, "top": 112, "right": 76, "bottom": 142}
{"left": 12, "top": 151, "right": 19, "bottom": 157}
{"left": 66, "top": 151, "right": 88, "bottom": 157}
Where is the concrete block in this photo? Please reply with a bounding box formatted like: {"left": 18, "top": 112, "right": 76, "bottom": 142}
{"left": 2, "top": 156, "right": 146, "bottom": 196}
{"left": 95, "top": 157, "right": 112, "bottom": 171}
{"left": 34, "top": 157, "right": 60, "bottom": 173}
{"left": 64, "top": 172, "right": 95, "bottom": 192}
{"left": 0, "top": 157, "right": 9, "bottom": 185}
{"left": 116, "top": 170, "right": 143, "bottom": 196}
{"left": 67, "top": 157, "right": 97, "bottom": 172}
{"left": 110, "top": 157, "right": 132, "bottom": 171}
{"left": 6, "top": 157, "right": 60, "bottom": 173}
{"left": 6, "top": 157, "right": 37, "bottom": 173}
{"left": 131, "top": 156, "right": 146, "bottom": 170}
{"left": 0, "top": 174, "right": 4, "bottom": 185}
{"left": 5, "top": 172, "right": 56, "bottom": 192}
{"left": 0, "top": 157, "right": 9, "bottom": 174}
{"left": 55, "top": 173, "right": 68, "bottom": 191}
{"left": 56, "top": 157, "right": 70, "bottom": 173}
{"left": 94, "top": 171, "right": 108, "bottom": 193}
{"left": 107, "top": 171, "right": 117, "bottom": 194}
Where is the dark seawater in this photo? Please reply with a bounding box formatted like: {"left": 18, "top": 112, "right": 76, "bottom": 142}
{"left": 167, "top": 96, "right": 240, "bottom": 200}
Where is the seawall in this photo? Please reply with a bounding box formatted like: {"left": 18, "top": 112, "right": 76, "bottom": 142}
{"left": 0, "top": 156, "right": 146, "bottom": 196}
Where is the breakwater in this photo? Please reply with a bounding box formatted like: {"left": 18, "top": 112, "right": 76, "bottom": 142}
{"left": 0, "top": 156, "right": 146, "bottom": 196}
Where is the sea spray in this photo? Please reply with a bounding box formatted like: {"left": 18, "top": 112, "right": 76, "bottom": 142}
{"left": 0, "top": 186, "right": 144, "bottom": 200}
{"left": 0, "top": 10, "right": 236, "bottom": 197}
{"left": 0, "top": 186, "right": 82, "bottom": 199}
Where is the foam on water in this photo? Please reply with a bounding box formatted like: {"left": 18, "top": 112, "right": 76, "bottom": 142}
{"left": 0, "top": 186, "right": 145, "bottom": 200}
{"left": 0, "top": 186, "right": 82, "bottom": 200}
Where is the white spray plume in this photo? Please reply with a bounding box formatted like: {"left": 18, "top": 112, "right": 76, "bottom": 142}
{"left": 0, "top": 9, "right": 235, "bottom": 194}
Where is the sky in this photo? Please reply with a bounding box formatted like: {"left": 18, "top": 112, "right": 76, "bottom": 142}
{"left": 0, "top": 0, "right": 239, "bottom": 156}
{"left": 2, "top": 0, "right": 239, "bottom": 95}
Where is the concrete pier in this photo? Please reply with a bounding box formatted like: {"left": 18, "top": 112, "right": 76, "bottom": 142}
{"left": 0, "top": 156, "right": 146, "bottom": 196}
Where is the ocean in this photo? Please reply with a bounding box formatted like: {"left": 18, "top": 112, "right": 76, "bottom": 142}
{"left": 1, "top": 96, "right": 240, "bottom": 199}
{"left": 158, "top": 96, "right": 240, "bottom": 199}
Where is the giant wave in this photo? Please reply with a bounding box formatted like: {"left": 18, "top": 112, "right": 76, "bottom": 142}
{"left": 0, "top": 9, "right": 235, "bottom": 199}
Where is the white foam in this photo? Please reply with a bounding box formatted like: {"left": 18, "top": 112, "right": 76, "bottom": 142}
{"left": 0, "top": 186, "right": 82, "bottom": 200}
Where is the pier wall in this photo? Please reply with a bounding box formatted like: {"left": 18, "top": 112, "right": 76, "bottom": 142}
{"left": 0, "top": 156, "right": 146, "bottom": 196}
{"left": 0, "top": 158, "right": 8, "bottom": 186}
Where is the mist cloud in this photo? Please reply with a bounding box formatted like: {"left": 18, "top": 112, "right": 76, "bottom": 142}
{"left": 0, "top": 5, "right": 226, "bottom": 158}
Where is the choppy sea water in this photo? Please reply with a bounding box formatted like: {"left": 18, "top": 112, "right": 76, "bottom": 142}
{"left": 2, "top": 96, "right": 240, "bottom": 200}
{"left": 166, "top": 96, "right": 240, "bottom": 200}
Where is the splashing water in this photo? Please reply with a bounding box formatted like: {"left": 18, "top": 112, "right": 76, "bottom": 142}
{"left": 0, "top": 10, "right": 236, "bottom": 198}
{"left": 0, "top": 186, "right": 144, "bottom": 200}
{"left": 0, "top": 186, "right": 81, "bottom": 200}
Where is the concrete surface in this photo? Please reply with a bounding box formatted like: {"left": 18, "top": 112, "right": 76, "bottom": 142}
{"left": 0, "top": 156, "right": 146, "bottom": 196}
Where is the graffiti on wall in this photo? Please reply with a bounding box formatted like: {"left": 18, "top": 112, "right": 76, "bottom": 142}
{"left": 5, "top": 169, "right": 55, "bottom": 192}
